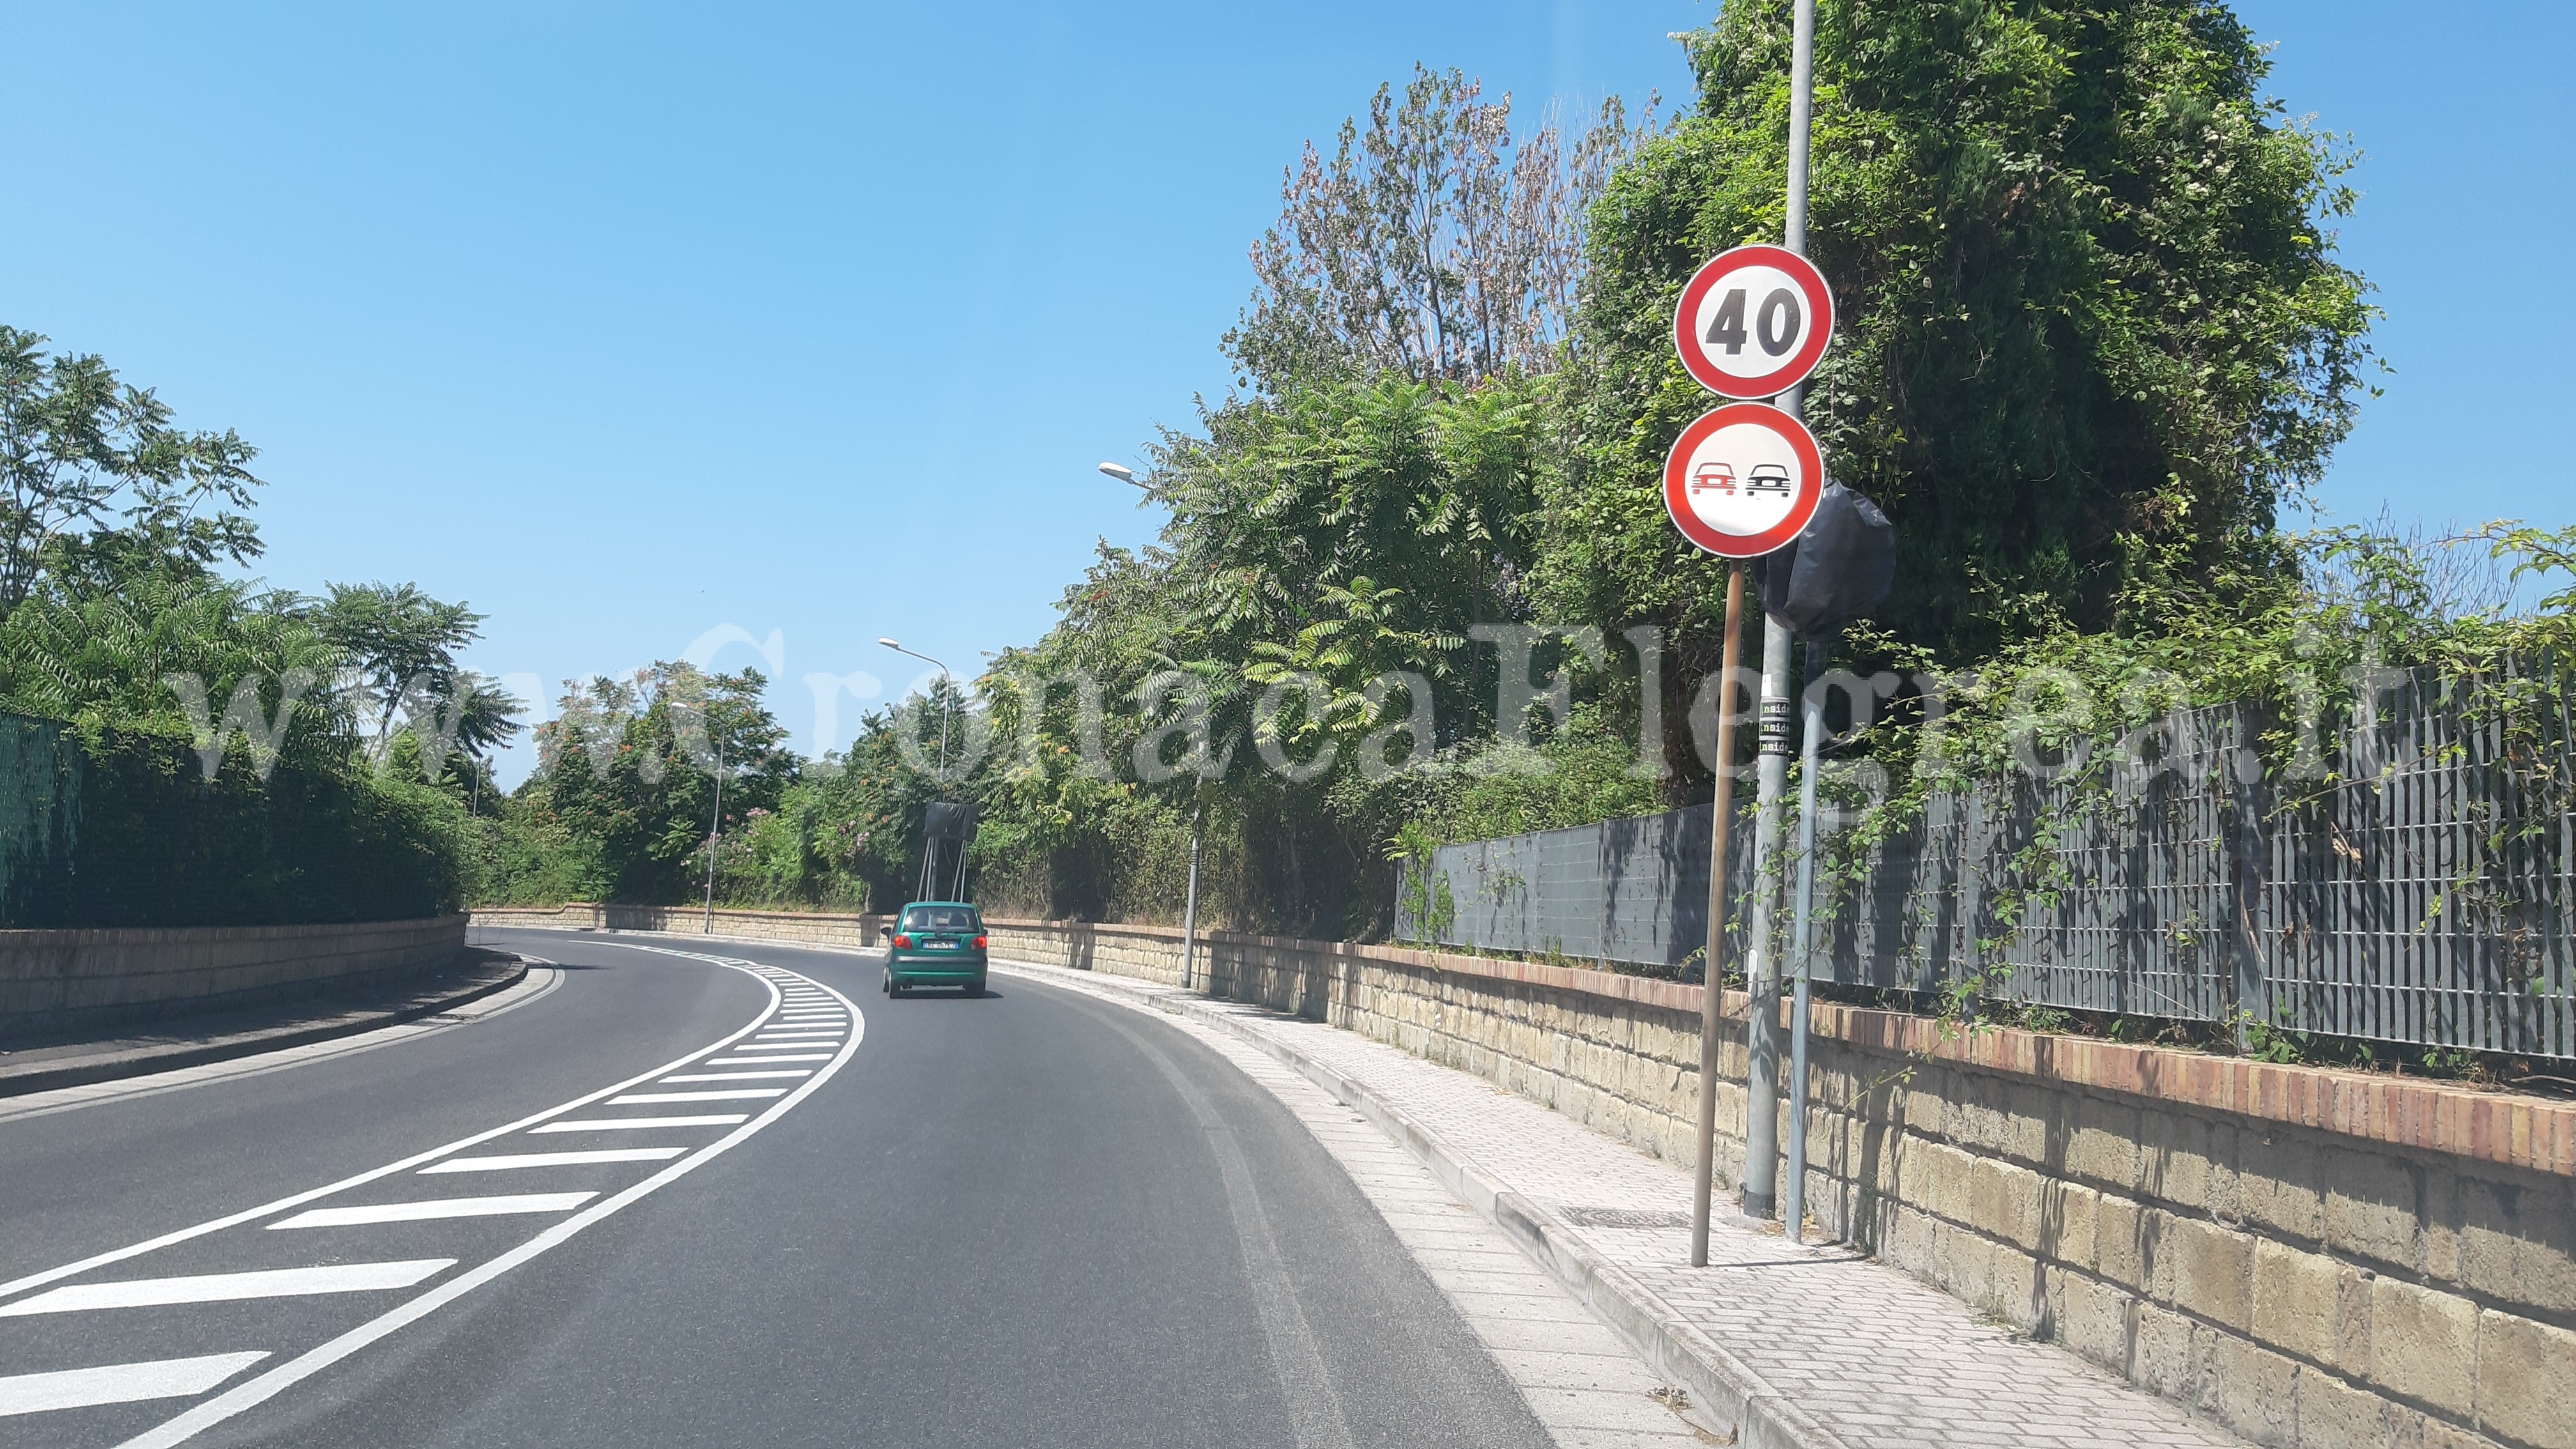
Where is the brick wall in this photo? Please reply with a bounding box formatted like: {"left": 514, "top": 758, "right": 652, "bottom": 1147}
{"left": 473, "top": 905, "right": 2576, "bottom": 1449}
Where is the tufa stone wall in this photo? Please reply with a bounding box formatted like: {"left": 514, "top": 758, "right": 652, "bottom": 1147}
{"left": 1, "top": 916, "right": 467, "bottom": 1039}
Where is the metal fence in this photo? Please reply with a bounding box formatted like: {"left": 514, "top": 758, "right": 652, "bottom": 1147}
{"left": 1399, "top": 663, "right": 2576, "bottom": 1060}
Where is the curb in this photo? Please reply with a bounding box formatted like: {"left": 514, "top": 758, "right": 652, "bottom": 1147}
{"left": 0, "top": 956, "right": 533, "bottom": 1100}
{"left": 1002, "top": 963, "right": 1851, "bottom": 1449}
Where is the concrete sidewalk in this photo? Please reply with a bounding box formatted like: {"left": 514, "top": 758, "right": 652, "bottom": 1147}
{"left": 1001, "top": 958, "right": 2250, "bottom": 1449}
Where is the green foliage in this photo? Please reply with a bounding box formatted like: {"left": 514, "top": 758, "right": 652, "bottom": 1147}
{"left": 503, "top": 664, "right": 797, "bottom": 904}
{"left": 0, "top": 710, "right": 464, "bottom": 928}
{"left": 0, "top": 326, "right": 263, "bottom": 618}
{"left": 1545, "top": 0, "right": 2377, "bottom": 667}
{"left": 0, "top": 324, "right": 524, "bottom": 926}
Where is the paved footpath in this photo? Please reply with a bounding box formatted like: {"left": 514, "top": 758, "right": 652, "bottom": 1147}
{"left": 1001, "top": 960, "right": 2250, "bottom": 1449}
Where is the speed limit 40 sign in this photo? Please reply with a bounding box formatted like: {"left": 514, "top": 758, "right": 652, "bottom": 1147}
{"left": 1673, "top": 244, "right": 1834, "bottom": 400}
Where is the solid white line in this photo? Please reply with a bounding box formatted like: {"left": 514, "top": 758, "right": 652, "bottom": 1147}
{"left": 421, "top": 1149, "right": 684, "bottom": 1174}
{"left": 703, "top": 1054, "right": 833, "bottom": 1066}
{"left": 659, "top": 1070, "right": 811, "bottom": 1083}
{"left": 726, "top": 1043, "right": 832, "bottom": 1052}
{"left": 0, "top": 964, "right": 779, "bottom": 1307}
{"left": 753, "top": 1033, "right": 842, "bottom": 1041}
{"left": 268, "top": 1193, "right": 597, "bottom": 1230}
{"left": 0, "top": 1261, "right": 454, "bottom": 1318}
{"left": 0, "top": 1353, "right": 272, "bottom": 1417}
{"left": 121, "top": 951, "right": 865, "bottom": 1449}
{"left": 607, "top": 1089, "right": 786, "bottom": 1105}
{"left": 528, "top": 1114, "right": 751, "bottom": 1133}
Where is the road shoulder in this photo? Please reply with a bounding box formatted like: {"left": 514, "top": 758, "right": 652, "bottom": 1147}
{"left": 0, "top": 951, "right": 533, "bottom": 1100}
{"left": 998, "top": 961, "right": 1728, "bottom": 1448}
{"left": 0, "top": 960, "right": 558, "bottom": 1124}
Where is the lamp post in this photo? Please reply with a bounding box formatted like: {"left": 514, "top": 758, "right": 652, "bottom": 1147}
{"left": 703, "top": 728, "right": 723, "bottom": 935}
{"left": 1100, "top": 460, "right": 1201, "bottom": 992}
{"left": 878, "top": 638, "right": 954, "bottom": 780}
{"left": 881, "top": 638, "right": 960, "bottom": 903}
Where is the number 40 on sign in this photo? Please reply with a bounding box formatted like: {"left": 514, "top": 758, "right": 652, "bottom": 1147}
{"left": 1671, "top": 243, "right": 1835, "bottom": 402}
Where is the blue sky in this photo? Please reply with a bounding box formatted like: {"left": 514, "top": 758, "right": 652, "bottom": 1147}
{"left": 2, "top": 1, "right": 2567, "bottom": 785}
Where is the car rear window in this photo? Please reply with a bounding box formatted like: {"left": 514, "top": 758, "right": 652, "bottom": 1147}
{"left": 900, "top": 907, "right": 981, "bottom": 932}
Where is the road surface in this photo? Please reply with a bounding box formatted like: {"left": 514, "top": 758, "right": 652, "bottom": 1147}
{"left": 0, "top": 930, "right": 1575, "bottom": 1448}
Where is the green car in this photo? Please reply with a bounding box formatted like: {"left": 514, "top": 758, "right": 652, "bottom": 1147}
{"left": 880, "top": 901, "right": 988, "bottom": 997}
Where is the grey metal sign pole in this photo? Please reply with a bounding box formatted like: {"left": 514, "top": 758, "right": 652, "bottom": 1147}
{"left": 1179, "top": 806, "right": 1201, "bottom": 989}
{"left": 1740, "top": 0, "right": 1818, "bottom": 1223}
{"left": 1784, "top": 634, "right": 1828, "bottom": 1242}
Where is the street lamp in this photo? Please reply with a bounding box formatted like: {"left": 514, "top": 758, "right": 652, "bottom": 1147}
{"left": 1095, "top": 461, "right": 1200, "bottom": 992}
{"left": 877, "top": 638, "right": 954, "bottom": 779}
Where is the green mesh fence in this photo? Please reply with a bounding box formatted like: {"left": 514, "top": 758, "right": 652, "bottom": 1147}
{"left": 0, "top": 710, "right": 460, "bottom": 929}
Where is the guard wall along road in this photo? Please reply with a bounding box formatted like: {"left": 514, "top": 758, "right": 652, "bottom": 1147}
{"left": 0, "top": 917, "right": 468, "bottom": 1039}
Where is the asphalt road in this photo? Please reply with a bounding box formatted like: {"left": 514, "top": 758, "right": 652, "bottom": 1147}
{"left": 0, "top": 931, "right": 1561, "bottom": 1449}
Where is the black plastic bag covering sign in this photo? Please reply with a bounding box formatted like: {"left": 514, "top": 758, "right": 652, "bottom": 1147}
{"left": 1764, "top": 480, "right": 1896, "bottom": 634}
{"left": 924, "top": 802, "right": 978, "bottom": 842}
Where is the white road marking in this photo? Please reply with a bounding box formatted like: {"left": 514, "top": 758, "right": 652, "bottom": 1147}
{"left": 607, "top": 1089, "right": 787, "bottom": 1105}
{"left": 659, "top": 1070, "right": 811, "bottom": 1082}
{"left": 725, "top": 1042, "right": 832, "bottom": 1052}
{"left": 268, "top": 1193, "right": 597, "bottom": 1229}
{"left": 0, "top": 958, "right": 782, "bottom": 1308}
{"left": 422, "top": 1149, "right": 686, "bottom": 1174}
{"left": 753, "top": 1033, "right": 842, "bottom": 1041}
{"left": 123, "top": 947, "right": 866, "bottom": 1449}
{"left": 0, "top": 1353, "right": 272, "bottom": 1417}
{"left": 529, "top": 1114, "right": 752, "bottom": 1133}
{"left": 0, "top": 1261, "right": 454, "bottom": 1318}
{"left": 703, "top": 1054, "right": 833, "bottom": 1066}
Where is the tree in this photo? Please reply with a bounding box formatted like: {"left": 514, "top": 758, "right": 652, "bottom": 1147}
{"left": 309, "top": 581, "right": 519, "bottom": 767}
{"left": 0, "top": 326, "right": 262, "bottom": 618}
{"left": 1544, "top": 0, "right": 2377, "bottom": 668}
{"left": 521, "top": 664, "right": 793, "bottom": 902}
{"left": 1228, "top": 66, "right": 1655, "bottom": 393}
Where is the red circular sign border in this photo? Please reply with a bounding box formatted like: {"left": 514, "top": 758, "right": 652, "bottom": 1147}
{"left": 1662, "top": 404, "right": 1825, "bottom": 559}
{"left": 1671, "top": 243, "right": 1836, "bottom": 400}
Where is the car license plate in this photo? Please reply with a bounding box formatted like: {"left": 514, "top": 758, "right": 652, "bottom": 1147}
{"left": 925, "top": 940, "right": 958, "bottom": 950}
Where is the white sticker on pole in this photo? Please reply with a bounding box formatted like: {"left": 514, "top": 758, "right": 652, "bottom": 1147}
{"left": 1662, "top": 404, "right": 1823, "bottom": 559}
{"left": 1672, "top": 244, "right": 1835, "bottom": 400}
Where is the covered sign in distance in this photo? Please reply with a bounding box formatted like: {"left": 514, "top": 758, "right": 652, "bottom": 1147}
{"left": 1673, "top": 243, "right": 1835, "bottom": 399}
{"left": 1662, "top": 403, "right": 1824, "bottom": 559}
